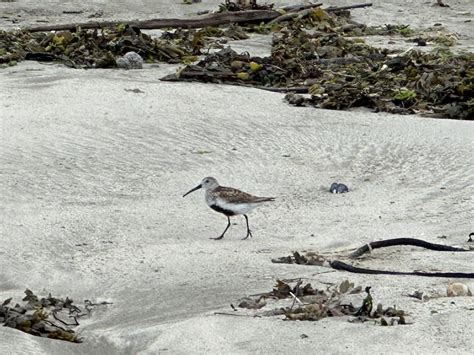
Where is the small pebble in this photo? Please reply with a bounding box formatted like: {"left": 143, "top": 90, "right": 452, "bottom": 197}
{"left": 330, "top": 182, "right": 349, "bottom": 194}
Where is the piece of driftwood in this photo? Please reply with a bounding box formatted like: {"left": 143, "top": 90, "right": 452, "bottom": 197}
{"left": 325, "top": 3, "right": 373, "bottom": 12}
{"left": 159, "top": 54, "right": 379, "bottom": 94}
{"left": 161, "top": 67, "right": 236, "bottom": 82}
{"left": 268, "top": 3, "right": 323, "bottom": 24}
{"left": 259, "top": 86, "right": 310, "bottom": 93}
{"left": 162, "top": 71, "right": 311, "bottom": 94}
{"left": 268, "top": 8, "right": 314, "bottom": 25}
{"left": 25, "top": 3, "right": 373, "bottom": 33}
{"left": 350, "top": 237, "right": 469, "bottom": 258}
{"left": 25, "top": 10, "right": 281, "bottom": 32}
{"left": 274, "top": 2, "right": 373, "bottom": 26}
{"left": 272, "top": 237, "right": 473, "bottom": 278}
{"left": 280, "top": 3, "right": 323, "bottom": 12}
{"left": 329, "top": 260, "right": 474, "bottom": 278}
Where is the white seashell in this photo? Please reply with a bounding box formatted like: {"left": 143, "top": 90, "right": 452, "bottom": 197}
{"left": 447, "top": 283, "right": 472, "bottom": 297}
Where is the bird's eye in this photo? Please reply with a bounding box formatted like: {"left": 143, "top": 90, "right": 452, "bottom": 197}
{"left": 204, "top": 179, "right": 209, "bottom": 183}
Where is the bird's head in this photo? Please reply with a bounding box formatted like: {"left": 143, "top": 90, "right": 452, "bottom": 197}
{"left": 183, "top": 177, "right": 219, "bottom": 197}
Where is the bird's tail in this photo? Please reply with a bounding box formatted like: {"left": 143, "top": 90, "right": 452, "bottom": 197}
{"left": 255, "top": 197, "right": 276, "bottom": 203}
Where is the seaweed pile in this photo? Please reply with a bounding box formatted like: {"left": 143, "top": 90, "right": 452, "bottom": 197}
{"left": 0, "top": 22, "right": 253, "bottom": 68}
{"left": 0, "top": 25, "right": 197, "bottom": 68}
{"left": 235, "top": 279, "right": 408, "bottom": 325}
{"left": 0, "top": 4, "right": 472, "bottom": 118}
{"left": 0, "top": 289, "right": 111, "bottom": 343}
{"left": 164, "top": 9, "right": 473, "bottom": 119}
{"left": 218, "top": 0, "right": 274, "bottom": 12}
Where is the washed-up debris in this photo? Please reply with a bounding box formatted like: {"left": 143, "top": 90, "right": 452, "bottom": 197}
{"left": 160, "top": 24, "right": 249, "bottom": 56}
{"left": 183, "top": 0, "right": 202, "bottom": 4}
{"left": 406, "top": 290, "right": 425, "bottom": 300}
{"left": 436, "top": 0, "right": 449, "bottom": 8}
{"left": 272, "top": 238, "right": 474, "bottom": 278}
{"left": 1, "top": 3, "right": 471, "bottom": 118}
{"left": 349, "top": 237, "right": 469, "bottom": 258}
{"left": 354, "top": 286, "right": 373, "bottom": 316}
{"left": 218, "top": 0, "right": 274, "bottom": 12}
{"left": 235, "top": 279, "right": 408, "bottom": 325}
{"left": 349, "top": 287, "right": 408, "bottom": 325}
{"left": 271, "top": 251, "right": 325, "bottom": 265}
{"left": 0, "top": 25, "right": 196, "bottom": 68}
{"left": 124, "top": 88, "right": 145, "bottom": 93}
{"left": 0, "top": 289, "right": 111, "bottom": 343}
{"left": 160, "top": 8, "right": 472, "bottom": 119}
{"left": 330, "top": 182, "right": 349, "bottom": 193}
{"left": 238, "top": 297, "right": 267, "bottom": 309}
{"left": 166, "top": 33, "right": 472, "bottom": 118}
{"left": 403, "top": 288, "right": 457, "bottom": 301}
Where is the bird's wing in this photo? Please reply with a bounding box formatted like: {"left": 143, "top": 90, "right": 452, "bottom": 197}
{"left": 215, "top": 186, "right": 274, "bottom": 204}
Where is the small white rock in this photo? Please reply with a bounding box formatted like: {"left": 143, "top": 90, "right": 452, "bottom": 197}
{"left": 123, "top": 51, "right": 144, "bottom": 68}
{"left": 116, "top": 57, "right": 130, "bottom": 69}
{"left": 116, "top": 51, "right": 143, "bottom": 69}
{"left": 447, "top": 282, "right": 472, "bottom": 297}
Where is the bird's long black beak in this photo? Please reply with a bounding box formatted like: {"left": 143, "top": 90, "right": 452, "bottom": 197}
{"left": 183, "top": 184, "right": 202, "bottom": 197}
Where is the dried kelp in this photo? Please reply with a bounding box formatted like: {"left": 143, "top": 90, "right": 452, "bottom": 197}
{"left": 271, "top": 251, "right": 325, "bottom": 265}
{"left": 161, "top": 24, "right": 249, "bottom": 56}
{"left": 0, "top": 21, "right": 254, "bottom": 68}
{"left": 0, "top": 289, "right": 111, "bottom": 342}
{"left": 161, "top": 8, "right": 473, "bottom": 119}
{"left": 236, "top": 279, "right": 408, "bottom": 325}
{"left": 218, "top": 0, "right": 274, "bottom": 12}
{"left": 349, "top": 287, "right": 408, "bottom": 325}
{"left": 2, "top": 4, "right": 471, "bottom": 118}
{"left": 0, "top": 25, "right": 196, "bottom": 68}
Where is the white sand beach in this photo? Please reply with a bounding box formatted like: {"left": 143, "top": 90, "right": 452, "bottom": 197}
{"left": 1, "top": 1, "right": 473, "bottom": 354}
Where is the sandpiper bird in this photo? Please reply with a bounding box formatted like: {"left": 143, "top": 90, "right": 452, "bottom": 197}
{"left": 183, "top": 177, "right": 275, "bottom": 240}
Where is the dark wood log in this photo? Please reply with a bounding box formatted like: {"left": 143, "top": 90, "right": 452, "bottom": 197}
{"left": 329, "top": 260, "right": 474, "bottom": 278}
{"left": 280, "top": 3, "right": 323, "bottom": 12}
{"left": 25, "top": 3, "right": 373, "bottom": 33}
{"left": 325, "top": 3, "right": 373, "bottom": 12}
{"left": 258, "top": 86, "right": 310, "bottom": 93}
{"left": 350, "top": 237, "right": 468, "bottom": 258}
{"left": 25, "top": 9, "right": 281, "bottom": 32}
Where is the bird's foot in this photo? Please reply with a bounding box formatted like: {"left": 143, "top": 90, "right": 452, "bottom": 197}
{"left": 242, "top": 230, "right": 253, "bottom": 240}
{"left": 211, "top": 235, "right": 225, "bottom": 240}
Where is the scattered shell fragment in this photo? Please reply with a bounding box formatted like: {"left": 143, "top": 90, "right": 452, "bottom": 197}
{"left": 447, "top": 283, "right": 472, "bottom": 297}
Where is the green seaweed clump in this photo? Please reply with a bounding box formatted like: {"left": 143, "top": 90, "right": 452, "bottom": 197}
{"left": 236, "top": 279, "right": 409, "bottom": 326}
{"left": 162, "top": 8, "right": 473, "bottom": 119}
{"left": 0, "top": 289, "right": 111, "bottom": 343}
{"left": 0, "top": 25, "right": 197, "bottom": 68}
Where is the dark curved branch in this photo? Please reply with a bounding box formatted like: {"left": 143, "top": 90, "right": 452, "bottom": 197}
{"left": 350, "top": 237, "right": 468, "bottom": 258}
{"left": 329, "top": 260, "right": 474, "bottom": 278}
{"left": 325, "top": 3, "right": 373, "bottom": 12}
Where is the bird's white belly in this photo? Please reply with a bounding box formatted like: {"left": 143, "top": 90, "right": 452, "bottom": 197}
{"left": 214, "top": 198, "right": 256, "bottom": 215}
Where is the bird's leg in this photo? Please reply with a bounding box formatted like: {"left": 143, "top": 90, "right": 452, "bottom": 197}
{"left": 211, "top": 216, "right": 231, "bottom": 240}
{"left": 242, "top": 214, "right": 253, "bottom": 240}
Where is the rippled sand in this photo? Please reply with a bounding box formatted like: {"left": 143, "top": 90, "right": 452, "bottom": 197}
{"left": 1, "top": 1, "right": 473, "bottom": 354}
